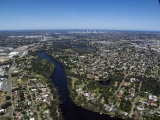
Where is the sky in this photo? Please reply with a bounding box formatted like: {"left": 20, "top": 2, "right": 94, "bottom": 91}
{"left": 0, "top": 0, "right": 160, "bottom": 31}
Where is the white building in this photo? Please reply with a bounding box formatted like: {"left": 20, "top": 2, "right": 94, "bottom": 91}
{"left": 0, "top": 81, "right": 3, "bottom": 90}
{"left": 8, "top": 52, "right": 19, "bottom": 58}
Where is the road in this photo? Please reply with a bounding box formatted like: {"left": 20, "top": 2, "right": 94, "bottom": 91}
{"left": 1, "top": 59, "right": 15, "bottom": 119}
{"left": 129, "top": 80, "right": 143, "bottom": 118}
{"left": 114, "top": 73, "right": 129, "bottom": 95}
{"left": 114, "top": 66, "right": 130, "bottom": 96}
{"left": 27, "top": 82, "right": 41, "bottom": 120}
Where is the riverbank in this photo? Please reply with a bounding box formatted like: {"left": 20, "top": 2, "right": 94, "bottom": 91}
{"left": 39, "top": 50, "right": 119, "bottom": 120}
{"left": 11, "top": 51, "right": 63, "bottom": 120}
{"left": 67, "top": 76, "right": 117, "bottom": 118}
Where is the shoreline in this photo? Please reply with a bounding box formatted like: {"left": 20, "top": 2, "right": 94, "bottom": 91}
{"left": 39, "top": 50, "right": 119, "bottom": 120}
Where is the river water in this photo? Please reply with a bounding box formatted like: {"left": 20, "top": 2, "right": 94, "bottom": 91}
{"left": 39, "top": 51, "right": 119, "bottom": 120}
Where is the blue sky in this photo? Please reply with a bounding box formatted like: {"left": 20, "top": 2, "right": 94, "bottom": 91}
{"left": 0, "top": 0, "right": 160, "bottom": 31}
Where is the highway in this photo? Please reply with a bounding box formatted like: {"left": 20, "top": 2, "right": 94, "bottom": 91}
{"left": 1, "top": 59, "right": 15, "bottom": 119}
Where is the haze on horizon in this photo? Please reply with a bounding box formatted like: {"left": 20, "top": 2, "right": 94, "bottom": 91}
{"left": 0, "top": 0, "right": 160, "bottom": 31}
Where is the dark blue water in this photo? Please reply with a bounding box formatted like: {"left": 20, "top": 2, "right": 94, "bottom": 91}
{"left": 39, "top": 51, "right": 119, "bottom": 120}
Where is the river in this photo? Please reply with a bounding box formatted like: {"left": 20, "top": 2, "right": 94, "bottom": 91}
{"left": 39, "top": 51, "right": 119, "bottom": 120}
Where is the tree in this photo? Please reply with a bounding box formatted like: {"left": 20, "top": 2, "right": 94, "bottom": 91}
{"left": 19, "top": 91, "right": 25, "bottom": 101}
{"left": 0, "top": 117, "right": 11, "bottom": 120}
{"left": 1, "top": 103, "right": 7, "bottom": 109}
{"left": 6, "top": 101, "right": 12, "bottom": 107}
{"left": 0, "top": 111, "right": 5, "bottom": 115}
{"left": 6, "top": 96, "right": 11, "bottom": 100}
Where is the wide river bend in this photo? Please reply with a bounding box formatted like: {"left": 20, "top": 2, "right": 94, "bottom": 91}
{"left": 39, "top": 51, "right": 119, "bottom": 120}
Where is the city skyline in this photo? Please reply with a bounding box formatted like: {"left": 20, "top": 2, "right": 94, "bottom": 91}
{"left": 0, "top": 0, "right": 160, "bottom": 31}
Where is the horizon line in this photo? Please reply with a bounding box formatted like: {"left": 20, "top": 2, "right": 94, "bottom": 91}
{"left": 0, "top": 28, "right": 160, "bottom": 32}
